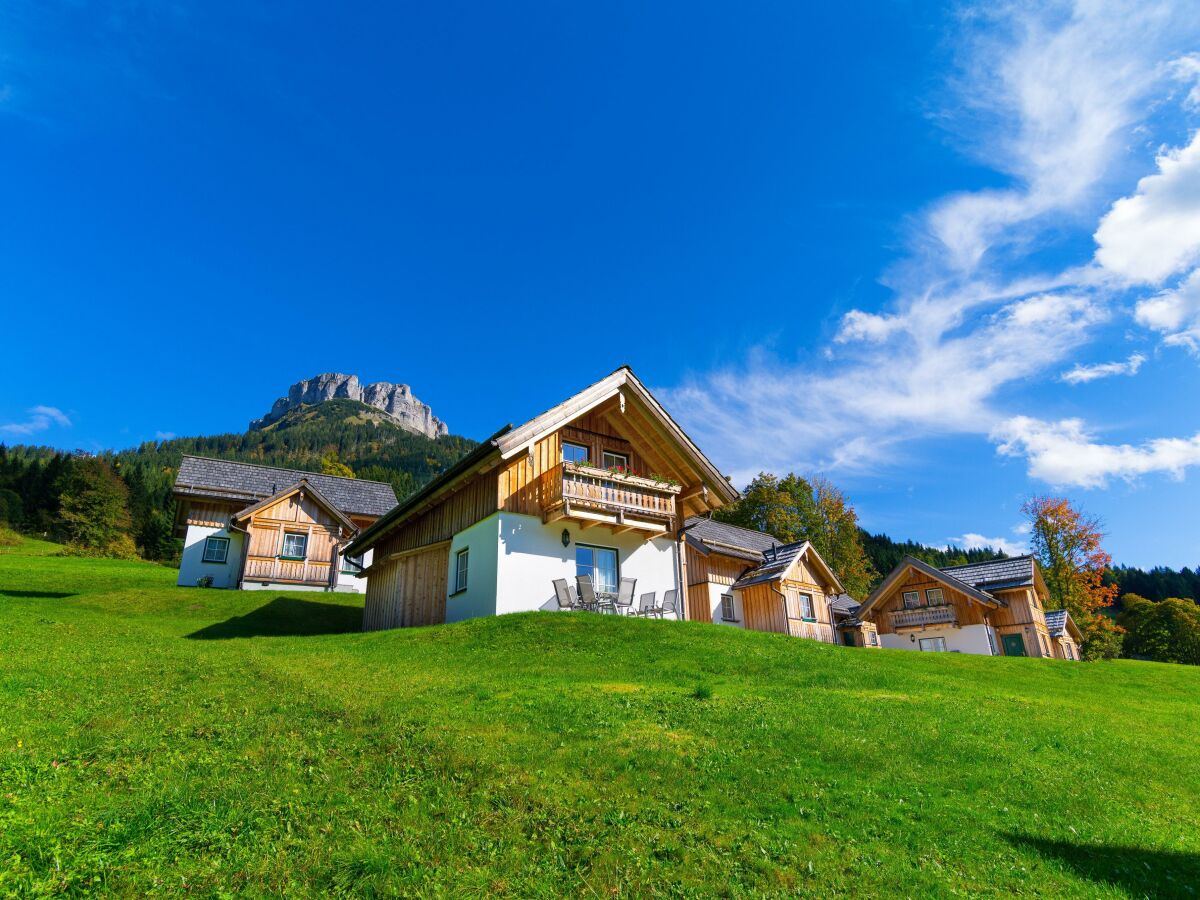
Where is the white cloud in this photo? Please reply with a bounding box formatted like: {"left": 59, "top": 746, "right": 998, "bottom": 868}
{"left": 993, "top": 416, "right": 1200, "bottom": 488}
{"left": 0, "top": 405, "right": 72, "bottom": 436}
{"left": 1170, "top": 53, "right": 1200, "bottom": 110}
{"left": 1134, "top": 266, "right": 1200, "bottom": 353}
{"left": 663, "top": 1, "right": 1200, "bottom": 492}
{"left": 1094, "top": 131, "right": 1200, "bottom": 283}
{"left": 155, "top": 430, "right": 177, "bottom": 440}
{"left": 1060, "top": 352, "right": 1145, "bottom": 384}
{"left": 950, "top": 532, "right": 1028, "bottom": 557}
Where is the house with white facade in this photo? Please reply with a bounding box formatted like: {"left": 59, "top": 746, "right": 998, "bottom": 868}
{"left": 854, "top": 555, "right": 1076, "bottom": 659}
{"left": 343, "top": 367, "right": 742, "bottom": 630}
{"left": 173, "top": 456, "right": 397, "bottom": 592}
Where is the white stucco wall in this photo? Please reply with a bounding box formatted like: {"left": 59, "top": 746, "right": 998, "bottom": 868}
{"left": 495, "top": 513, "right": 679, "bottom": 618}
{"left": 444, "top": 514, "right": 502, "bottom": 623}
{"left": 333, "top": 547, "right": 374, "bottom": 593}
{"left": 879, "top": 623, "right": 996, "bottom": 656}
{"left": 707, "top": 582, "right": 743, "bottom": 627}
{"left": 178, "top": 524, "right": 243, "bottom": 589}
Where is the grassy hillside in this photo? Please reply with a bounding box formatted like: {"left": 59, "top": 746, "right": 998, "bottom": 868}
{"left": 1, "top": 540, "right": 1198, "bottom": 896}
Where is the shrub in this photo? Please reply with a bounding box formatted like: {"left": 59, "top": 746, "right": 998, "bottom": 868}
{"left": 1119, "top": 596, "right": 1200, "bottom": 665}
{"left": 0, "top": 525, "right": 21, "bottom": 547}
{"left": 196, "top": 575, "right": 214, "bottom": 588}
{"left": 691, "top": 683, "right": 713, "bottom": 701}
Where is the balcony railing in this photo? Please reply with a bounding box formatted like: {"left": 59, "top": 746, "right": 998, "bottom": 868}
{"left": 542, "top": 462, "right": 680, "bottom": 530}
{"left": 889, "top": 605, "right": 957, "bottom": 629}
{"left": 243, "top": 556, "right": 331, "bottom": 586}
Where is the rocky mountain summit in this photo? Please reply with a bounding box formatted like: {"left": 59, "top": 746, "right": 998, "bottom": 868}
{"left": 251, "top": 373, "right": 449, "bottom": 438}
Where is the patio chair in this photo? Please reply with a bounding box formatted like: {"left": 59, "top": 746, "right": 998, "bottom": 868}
{"left": 636, "top": 592, "right": 657, "bottom": 617}
{"left": 576, "top": 574, "right": 603, "bottom": 612}
{"left": 614, "top": 577, "right": 637, "bottom": 615}
{"left": 661, "top": 589, "right": 678, "bottom": 619}
{"left": 553, "top": 578, "right": 579, "bottom": 611}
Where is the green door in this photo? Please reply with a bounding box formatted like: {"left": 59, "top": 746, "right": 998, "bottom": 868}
{"left": 1001, "top": 634, "right": 1027, "bottom": 657}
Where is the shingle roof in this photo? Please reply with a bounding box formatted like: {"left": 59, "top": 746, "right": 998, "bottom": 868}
{"left": 940, "top": 555, "right": 1036, "bottom": 591}
{"left": 682, "top": 516, "right": 782, "bottom": 559}
{"left": 828, "top": 594, "right": 860, "bottom": 615}
{"left": 174, "top": 456, "right": 398, "bottom": 518}
{"left": 732, "top": 541, "right": 813, "bottom": 589}
{"left": 1044, "top": 609, "right": 1069, "bottom": 637}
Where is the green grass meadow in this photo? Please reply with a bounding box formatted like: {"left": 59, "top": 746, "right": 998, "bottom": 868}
{"left": 1, "top": 536, "right": 1198, "bottom": 897}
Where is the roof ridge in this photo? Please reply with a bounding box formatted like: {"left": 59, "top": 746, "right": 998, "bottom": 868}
{"left": 178, "top": 454, "right": 395, "bottom": 487}
{"left": 941, "top": 554, "right": 1033, "bottom": 570}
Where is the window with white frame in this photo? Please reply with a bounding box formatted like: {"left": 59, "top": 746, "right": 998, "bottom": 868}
{"left": 925, "top": 588, "right": 945, "bottom": 606}
{"left": 562, "top": 442, "right": 589, "bottom": 465}
{"left": 868, "top": 630, "right": 878, "bottom": 647}
{"left": 720, "top": 593, "right": 736, "bottom": 621}
{"left": 601, "top": 451, "right": 629, "bottom": 470}
{"left": 902, "top": 590, "right": 921, "bottom": 609}
{"left": 202, "top": 536, "right": 229, "bottom": 564}
{"left": 455, "top": 548, "right": 469, "bottom": 593}
{"left": 919, "top": 636, "right": 948, "bottom": 652}
{"left": 280, "top": 532, "right": 308, "bottom": 560}
{"left": 797, "top": 592, "right": 815, "bottom": 621}
{"left": 341, "top": 552, "right": 364, "bottom": 574}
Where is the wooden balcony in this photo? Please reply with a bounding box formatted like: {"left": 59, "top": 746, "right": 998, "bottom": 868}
{"left": 242, "top": 556, "right": 332, "bottom": 587}
{"left": 890, "top": 605, "right": 958, "bottom": 629}
{"left": 541, "top": 462, "right": 681, "bottom": 534}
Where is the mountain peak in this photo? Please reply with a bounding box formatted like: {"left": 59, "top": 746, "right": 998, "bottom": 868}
{"left": 251, "top": 373, "right": 448, "bottom": 438}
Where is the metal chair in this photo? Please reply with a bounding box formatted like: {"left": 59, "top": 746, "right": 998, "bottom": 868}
{"left": 614, "top": 577, "right": 637, "bottom": 615}
{"left": 575, "top": 574, "right": 601, "bottom": 612}
{"left": 636, "top": 592, "right": 657, "bottom": 617}
{"left": 553, "top": 578, "right": 580, "bottom": 611}
{"left": 661, "top": 589, "right": 678, "bottom": 619}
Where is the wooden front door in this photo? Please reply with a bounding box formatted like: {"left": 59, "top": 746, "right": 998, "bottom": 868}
{"left": 1001, "top": 634, "right": 1027, "bottom": 657}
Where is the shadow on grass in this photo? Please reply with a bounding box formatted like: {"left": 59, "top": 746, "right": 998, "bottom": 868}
{"left": 1006, "top": 833, "right": 1200, "bottom": 899}
{"left": 186, "top": 597, "right": 363, "bottom": 640}
{"left": 0, "top": 589, "right": 76, "bottom": 598}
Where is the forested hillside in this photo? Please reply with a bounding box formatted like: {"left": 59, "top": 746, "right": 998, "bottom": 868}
{"left": 859, "top": 529, "right": 1008, "bottom": 578}
{"left": 0, "top": 399, "right": 476, "bottom": 559}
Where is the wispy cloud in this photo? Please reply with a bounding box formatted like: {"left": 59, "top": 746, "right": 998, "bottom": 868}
{"left": 0, "top": 405, "right": 72, "bottom": 436}
{"left": 994, "top": 416, "right": 1200, "bottom": 488}
{"left": 155, "top": 430, "right": 177, "bottom": 440}
{"left": 1060, "top": 352, "right": 1145, "bottom": 384}
{"left": 949, "top": 531, "right": 1028, "bottom": 557}
{"left": 663, "top": 0, "right": 1200, "bottom": 490}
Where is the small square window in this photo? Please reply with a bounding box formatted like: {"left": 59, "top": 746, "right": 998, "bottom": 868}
{"left": 720, "top": 594, "right": 736, "bottom": 621}
{"left": 919, "top": 637, "right": 948, "bottom": 652}
{"left": 341, "top": 553, "right": 364, "bottom": 574}
{"left": 602, "top": 451, "right": 629, "bottom": 470}
{"left": 902, "top": 591, "right": 921, "bottom": 609}
{"left": 280, "top": 532, "right": 308, "bottom": 559}
{"left": 562, "top": 442, "right": 589, "bottom": 465}
{"left": 202, "top": 536, "right": 229, "bottom": 564}
{"left": 925, "top": 588, "right": 945, "bottom": 605}
{"left": 455, "top": 548, "right": 469, "bottom": 593}
{"left": 868, "top": 631, "right": 878, "bottom": 647}
{"left": 797, "top": 592, "right": 815, "bottom": 621}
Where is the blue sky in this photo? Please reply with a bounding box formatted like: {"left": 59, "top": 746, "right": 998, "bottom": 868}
{"left": 3, "top": 1, "right": 1200, "bottom": 568}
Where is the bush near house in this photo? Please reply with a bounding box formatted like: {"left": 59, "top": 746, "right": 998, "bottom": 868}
{"left": 1, "top": 540, "right": 1198, "bottom": 896}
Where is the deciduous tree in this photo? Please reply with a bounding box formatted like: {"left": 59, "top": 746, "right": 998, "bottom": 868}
{"left": 716, "top": 473, "right": 876, "bottom": 599}
{"left": 1022, "top": 496, "right": 1120, "bottom": 659}
{"left": 57, "top": 458, "right": 137, "bottom": 558}
{"left": 1119, "top": 595, "right": 1200, "bottom": 665}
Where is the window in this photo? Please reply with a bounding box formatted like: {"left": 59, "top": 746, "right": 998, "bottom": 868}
{"left": 720, "top": 594, "right": 737, "bottom": 622}
{"left": 797, "top": 592, "right": 815, "bottom": 621}
{"left": 341, "top": 553, "right": 364, "bottom": 574}
{"left": 919, "top": 637, "right": 948, "bottom": 652}
{"left": 925, "top": 588, "right": 945, "bottom": 606}
{"left": 280, "top": 532, "right": 308, "bottom": 560}
{"left": 601, "top": 451, "right": 629, "bottom": 470}
{"left": 1040, "top": 634, "right": 1051, "bottom": 657}
{"left": 562, "top": 442, "right": 589, "bottom": 465}
{"left": 1065, "top": 644, "right": 1074, "bottom": 660}
{"left": 576, "top": 544, "right": 618, "bottom": 593}
{"left": 202, "top": 536, "right": 229, "bottom": 564}
{"left": 902, "top": 591, "right": 921, "bottom": 609}
{"left": 455, "top": 548, "right": 469, "bottom": 593}
{"left": 868, "top": 630, "right": 879, "bottom": 647}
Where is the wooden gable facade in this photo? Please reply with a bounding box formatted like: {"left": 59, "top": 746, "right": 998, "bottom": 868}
{"left": 733, "top": 546, "right": 844, "bottom": 643}
{"left": 235, "top": 482, "right": 358, "bottom": 589}
{"left": 350, "top": 368, "right": 740, "bottom": 631}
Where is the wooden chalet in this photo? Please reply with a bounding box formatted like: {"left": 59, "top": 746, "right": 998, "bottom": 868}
{"left": 344, "top": 367, "right": 741, "bottom": 630}
{"left": 681, "top": 516, "right": 862, "bottom": 645}
{"left": 855, "top": 555, "right": 1074, "bottom": 659}
{"left": 173, "top": 456, "right": 398, "bottom": 592}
